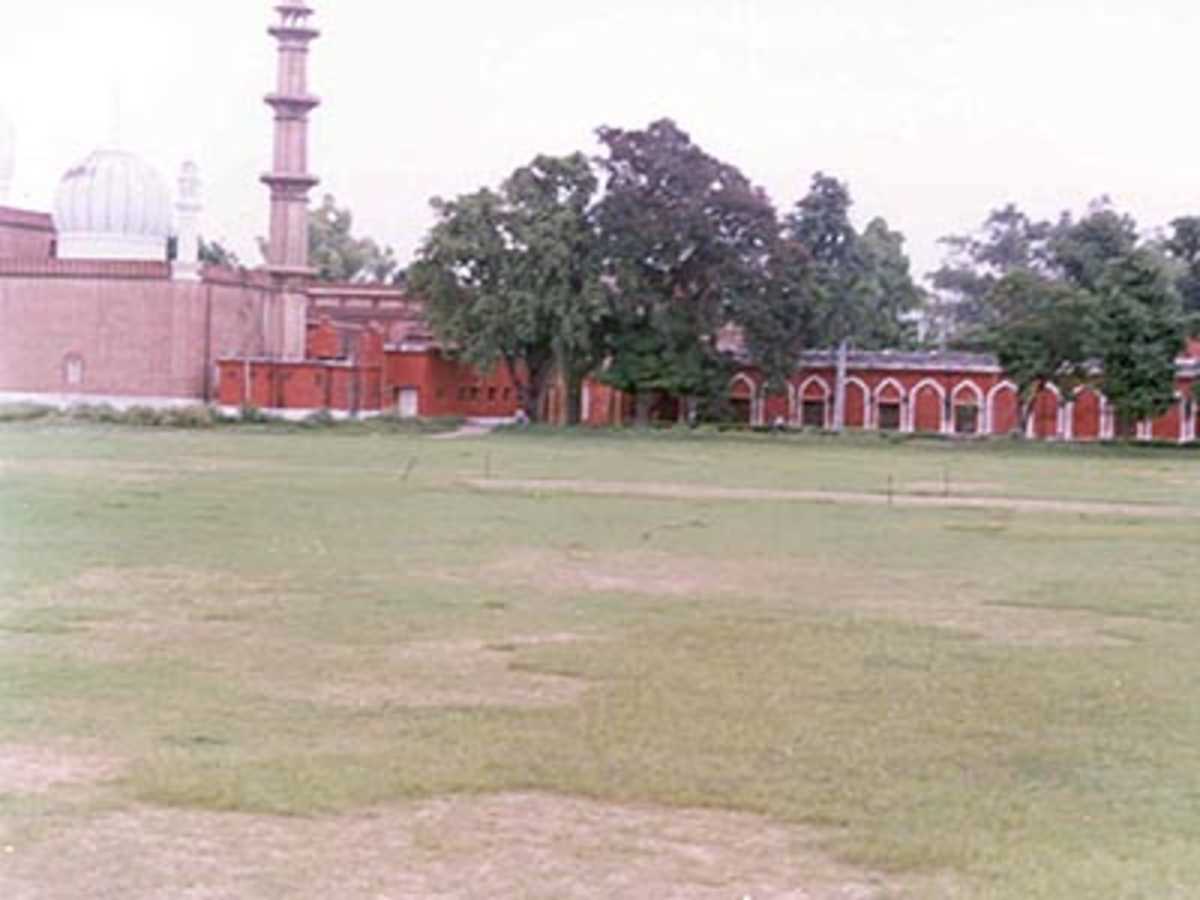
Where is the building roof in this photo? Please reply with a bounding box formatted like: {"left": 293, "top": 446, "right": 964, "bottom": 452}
{"left": 0, "top": 258, "right": 169, "bottom": 279}
{"left": 0, "top": 205, "right": 54, "bottom": 233}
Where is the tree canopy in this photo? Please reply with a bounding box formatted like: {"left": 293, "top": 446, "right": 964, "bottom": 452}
{"left": 937, "top": 199, "right": 1186, "bottom": 433}
{"left": 306, "top": 194, "right": 399, "bottom": 284}
{"left": 593, "top": 119, "right": 779, "bottom": 421}
{"left": 407, "top": 153, "right": 607, "bottom": 422}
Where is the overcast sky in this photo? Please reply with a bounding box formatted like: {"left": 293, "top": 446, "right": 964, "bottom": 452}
{"left": 2, "top": 1, "right": 1197, "bottom": 282}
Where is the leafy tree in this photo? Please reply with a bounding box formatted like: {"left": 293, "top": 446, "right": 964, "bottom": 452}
{"left": 783, "top": 174, "right": 923, "bottom": 350}
{"left": 1164, "top": 216, "right": 1200, "bottom": 315}
{"left": 929, "top": 204, "right": 1055, "bottom": 336}
{"left": 856, "top": 217, "right": 924, "bottom": 348}
{"left": 593, "top": 119, "right": 777, "bottom": 423}
{"left": 1093, "top": 249, "right": 1185, "bottom": 429}
{"left": 783, "top": 173, "right": 861, "bottom": 346}
{"left": 1048, "top": 200, "right": 1138, "bottom": 293}
{"left": 978, "top": 271, "right": 1095, "bottom": 432}
{"left": 735, "top": 237, "right": 817, "bottom": 392}
{"left": 502, "top": 153, "right": 610, "bottom": 424}
{"left": 408, "top": 154, "right": 608, "bottom": 422}
{"left": 306, "top": 194, "right": 398, "bottom": 283}
{"left": 198, "top": 238, "right": 241, "bottom": 268}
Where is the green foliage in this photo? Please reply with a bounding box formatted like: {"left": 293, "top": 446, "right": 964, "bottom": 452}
{"left": 307, "top": 194, "right": 399, "bottom": 284}
{"left": 198, "top": 238, "right": 241, "bottom": 269}
{"left": 943, "top": 201, "right": 1185, "bottom": 434}
{"left": 1093, "top": 250, "right": 1185, "bottom": 426}
{"left": 1164, "top": 215, "right": 1200, "bottom": 314}
{"left": 1048, "top": 201, "right": 1138, "bottom": 293}
{"left": 782, "top": 173, "right": 923, "bottom": 350}
{"left": 977, "top": 271, "right": 1095, "bottom": 426}
{"left": 594, "top": 119, "right": 776, "bottom": 416}
{"left": 410, "top": 153, "right": 607, "bottom": 422}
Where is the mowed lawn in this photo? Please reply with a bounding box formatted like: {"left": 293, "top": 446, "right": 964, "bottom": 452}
{"left": 1, "top": 423, "right": 1199, "bottom": 898}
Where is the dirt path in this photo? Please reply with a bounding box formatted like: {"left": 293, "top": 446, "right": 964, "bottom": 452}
{"left": 463, "top": 477, "right": 1200, "bottom": 519}
{"left": 0, "top": 794, "right": 906, "bottom": 899}
{"left": 432, "top": 423, "right": 501, "bottom": 441}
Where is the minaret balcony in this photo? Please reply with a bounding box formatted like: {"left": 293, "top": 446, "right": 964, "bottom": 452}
{"left": 268, "top": 26, "right": 320, "bottom": 44}
{"left": 265, "top": 93, "right": 321, "bottom": 114}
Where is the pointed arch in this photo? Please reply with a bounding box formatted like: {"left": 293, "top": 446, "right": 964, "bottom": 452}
{"left": 987, "top": 381, "right": 1019, "bottom": 436}
{"left": 873, "top": 377, "right": 907, "bottom": 432}
{"left": 796, "top": 375, "right": 832, "bottom": 428}
{"left": 950, "top": 380, "right": 985, "bottom": 435}
{"left": 844, "top": 376, "right": 869, "bottom": 429}
{"left": 729, "top": 373, "right": 760, "bottom": 426}
{"left": 911, "top": 378, "right": 946, "bottom": 434}
{"left": 1071, "top": 385, "right": 1105, "bottom": 442}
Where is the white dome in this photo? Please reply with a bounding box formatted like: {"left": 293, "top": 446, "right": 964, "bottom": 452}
{"left": 53, "top": 148, "right": 172, "bottom": 260}
{"left": 0, "top": 107, "right": 14, "bottom": 204}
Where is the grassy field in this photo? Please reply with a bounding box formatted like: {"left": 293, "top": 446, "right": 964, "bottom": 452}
{"left": 1, "top": 423, "right": 1199, "bottom": 898}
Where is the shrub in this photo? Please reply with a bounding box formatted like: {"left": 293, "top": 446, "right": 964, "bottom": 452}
{"left": 0, "top": 403, "right": 56, "bottom": 423}
{"left": 239, "top": 403, "right": 270, "bottom": 424}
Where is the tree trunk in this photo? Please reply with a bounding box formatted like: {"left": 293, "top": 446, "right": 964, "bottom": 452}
{"left": 563, "top": 372, "right": 584, "bottom": 427}
{"left": 527, "top": 361, "right": 554, "bottom": 423}
{"left": 634, "top": 392, "right": 654, "bottom": 428}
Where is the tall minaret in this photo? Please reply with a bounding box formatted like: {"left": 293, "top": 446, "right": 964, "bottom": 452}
{"left": 262, "top": 1, "right": 320, "bottom": 279}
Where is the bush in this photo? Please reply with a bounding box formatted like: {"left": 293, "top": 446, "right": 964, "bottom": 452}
{"left": 300, "top": 408, "right": 337, "bottom": 428}
{"left": 161, "top": 406, "right": 216, "bottom": 429}
{"left": 239, "top": 403, "right": 271, "bottom": 424}
{"left": 125, "top": 406, "right": 166, "bottom": 427}
{"left": 0, "top": 403, "right": 56, "bottom": 423}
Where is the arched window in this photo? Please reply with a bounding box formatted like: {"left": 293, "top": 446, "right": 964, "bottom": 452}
{"left": 63, "top": 354, "right": 85, "bottom": 387}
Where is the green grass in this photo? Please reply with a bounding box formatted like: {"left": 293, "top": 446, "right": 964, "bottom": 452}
{"left": 2, "top": 422, "right": 1199, "bottom": 897}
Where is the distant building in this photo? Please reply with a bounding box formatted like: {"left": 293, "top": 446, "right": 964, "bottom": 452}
{"left": 1, "top": 4, "right": 1197, "bottom": 441}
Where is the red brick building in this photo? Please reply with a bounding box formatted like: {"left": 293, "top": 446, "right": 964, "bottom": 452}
{"left": 2, "top": 2, "right": 1197, "bottom": 443}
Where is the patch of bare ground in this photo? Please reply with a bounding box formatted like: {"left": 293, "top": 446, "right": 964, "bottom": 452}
{"left": 847, "top": 587, "right": 1181, "bottom": 649}
{"left": 0, "top": 744, "right": 122, "bottom": 796}
{"left": 464, "top": 477, "right": 1200, "bottom": 519}
{"left": 5, "top": 567, "right": 287, "bottom": 662}
{"left": 0, "top": 458, "right": 171, "bottom": 483}
{"left": 476, "top": 547, "right": 764, "bottom": 599}
{"left": 469, "top": 548, "right": 1166, "bottom": 649}
{"left": 241, "top": 637, "right": 589, "bottom": 710}
{"left": 0, "top": 794, "right": 920, "bottom": 899}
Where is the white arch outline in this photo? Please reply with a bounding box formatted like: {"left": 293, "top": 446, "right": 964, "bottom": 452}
{"left": 950, "top": 380, "right": 985, "bottom": 435}
{"left": 795, "top": 375, "right": 833, "bottom": 428}
{"left": 844, "top": 376, "right": 870, "bottom": 428}
{"left": 986, "top": 380, "right": 1018, "bottom": 436}
{"left": 1029, "top": 382, "right": 1064, "bottom": 440}
{"left": 729, "top": 373, "right": 762, "bottom": 426}
{"left": 910, "top": 377, "right": 947, "bottom": 434}
{"left": 1070, "top": 385, "right": 1107, "bottom": 442}
{"left": 872, "top": 377, "right": 908, "bottom": 432}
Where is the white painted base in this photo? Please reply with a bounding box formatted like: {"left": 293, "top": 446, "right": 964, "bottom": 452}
{"left": 0, "top": 391, "right": 203, "bottom": 411}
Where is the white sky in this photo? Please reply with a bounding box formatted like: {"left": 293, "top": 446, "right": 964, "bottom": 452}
{"left": 2, "top": 1, "right": 1197, "bottom": 282}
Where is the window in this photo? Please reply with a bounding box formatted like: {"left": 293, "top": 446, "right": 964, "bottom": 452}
{"left": 802, "top": 400, "right": 826, "bottom": 429}
{"left": 503, "top": 388, "right": 512, "bottom": 401}
{"left": 954, "top": 404, "right": 979, "bottom": 435}
{"left": 488, "top": 387, "right": 498, "bottom": 402}
{"left": 878, "top": 402, "right": 902, "bottom": 431}
{"left": 469, "top": 386, "right": 480, "bottom": 401}
{"left": 457, "top": 387, "right": 468, "bottom": 401}
{"left": 63, "top": 354, "right": 84, "bottom": 387}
